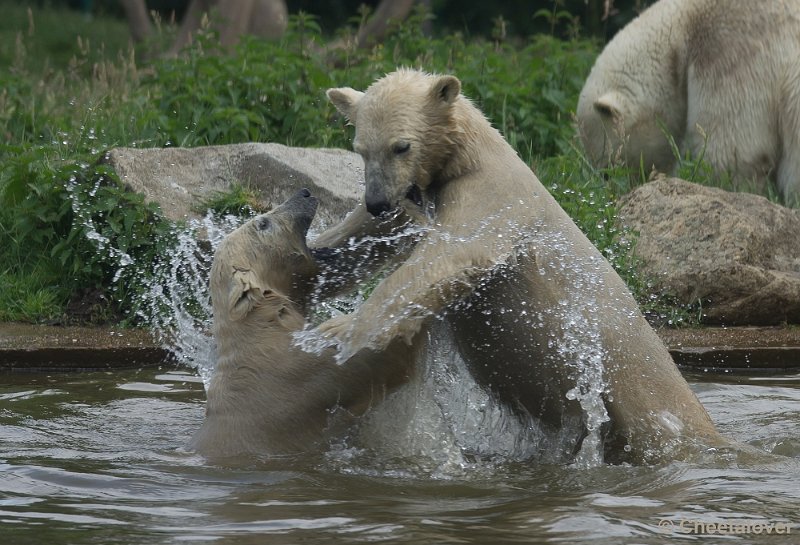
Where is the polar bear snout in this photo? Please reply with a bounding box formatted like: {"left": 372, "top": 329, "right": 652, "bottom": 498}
{"left": 271, "top": 188, "right": 318, "bottom": 236}
{"left": 365, "top": 184, "right": 392, "bottom": 217}
{"left": 365, "top": 182, "right": 424, "bottom": 217}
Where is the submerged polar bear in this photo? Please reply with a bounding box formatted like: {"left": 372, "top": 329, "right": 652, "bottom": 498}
{"left": 312, "top": 68, "right": 728, "bottom": 464}
{"left": 577, "top": 0, "right": 800, "bottom": 204}
{"left": 191, "top": 189, "right": 415, "bottom": 459}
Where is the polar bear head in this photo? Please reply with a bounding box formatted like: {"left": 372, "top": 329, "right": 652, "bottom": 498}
{"left": 577, "top": 85, "right": 680, "bottom": 178}
{"left": 210, "top": 188, "right": 320, "bottom": 325}
{"left": 326, "top": 69, "right": 462, "bottom": 218}
{"left": 576, "top": 13, "right": 689, "bottom": 178}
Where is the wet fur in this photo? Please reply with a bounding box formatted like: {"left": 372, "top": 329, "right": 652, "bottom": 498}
{"left": 190, "top": 191, "right": 414, "bottom": 459}
{"left": 313, "top": 69, "right": 728, "bottom": 464}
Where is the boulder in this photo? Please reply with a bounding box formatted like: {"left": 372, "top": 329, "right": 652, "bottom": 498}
{"left": 617, "top": 178, "right": 800, "bottom": 325}
{"left": 102, "top": 143, "right": 363, "bottom": 229}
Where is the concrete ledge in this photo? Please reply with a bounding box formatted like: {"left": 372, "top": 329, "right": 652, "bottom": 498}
{"left": 659, "top": 326, "right": 800, "bottom": 373}
{"left": 0, "top": 324, "right": 173, "bottom": 372}
{"left": 0, "top": 347, "right": 174, "bottom": 372}
{"left": 0, "top": 323, "right": 798, "bottom": 374}
{"left": 672, "top": 347, "right": 800, "bottom": 374}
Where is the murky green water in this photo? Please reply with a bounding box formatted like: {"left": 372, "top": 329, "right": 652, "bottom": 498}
{"left": 1, "top": 367, "right": 798, "bottom": 544}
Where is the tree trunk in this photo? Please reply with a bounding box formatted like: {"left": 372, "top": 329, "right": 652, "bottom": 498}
{"left": 167, "top": 0, "right": 212, "bottom": 57}
{"left": 120, "top": 0, "right": 154, "bottom": 44}
{"left": 356, "top": 0, "right": 417, "bottom": 48}
{"left": 120, "top": 0, "right": 288, "bottom": 57}
{"left": 249, "top": 0, "right": 289, "bottom": 40}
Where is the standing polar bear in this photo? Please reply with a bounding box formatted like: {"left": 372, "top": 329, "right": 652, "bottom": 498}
{"left": 577, "top": 0, "right": 800, "bottom": 204}
{"left": 313, "top": 68, "right": 728, "bottom": 464}
{"left": 191, "top": 189, "right": 415, "bottom": 459}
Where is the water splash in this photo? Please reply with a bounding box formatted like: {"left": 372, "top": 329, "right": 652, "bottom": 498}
{"left": 560, "top": 313, "right": 610, "bottom": 468}
{"left": 300, "top": 214, "right": 613, "bottom": 468}
{"left": 66, "top": 174, "right": 135, "bottom": 280}
{"left": 70, "top": 181, "right": 613, "bottom": 468}
{"left": 537, "top": 230, "right": 611, "bottom": 469}
{"left": 293, "top": 219, "right": 430, "bottom": 360}
{"left": 327, "top": 322, "right": 577, "bottom": 477}
{"left": 132, "top": 213, "right": 228, "bottom": 386}
{"left": 66, "top": 169, "right": 239, "bottom": 386}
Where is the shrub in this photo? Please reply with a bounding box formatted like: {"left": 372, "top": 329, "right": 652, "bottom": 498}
{"left": 0, "top": 145, "right": 176, "bottom": 323}
{"left": 7, "top": 5, "right": 674, "bottom": 326}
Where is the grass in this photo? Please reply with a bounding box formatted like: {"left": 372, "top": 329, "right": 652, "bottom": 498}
{"left": 195, "top": 184, "right": 272, "bottom": 217}
{"left": 0, "top": 2, "right": 710, "bottom": 326}
{"left": 0, "top": 263, "right": 63, "bottom": 323}
{"left": 0, "top": 2, "right": 130, "bottom": 74}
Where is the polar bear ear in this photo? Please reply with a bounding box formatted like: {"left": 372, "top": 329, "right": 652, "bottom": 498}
{"left": 227, "top": 268, "right": 263, "bottom": 321}
{"left": 594, "top": 92, "right": 622, "bottom": 120}
{"left": 226, "top": 268, "right": 290, "bottom": 322}
{"left": 430, "top": 75, "right": 461, "bottom": 105}
{"left": 326, "top": 87, "right": 364, "bottom": 123}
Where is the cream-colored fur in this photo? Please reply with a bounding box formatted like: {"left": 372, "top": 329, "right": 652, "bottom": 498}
{"left": 190, "top": 189, "right": 414, "bottom": 460}
{"left": 313, "top": 69, "right": 728, "bottom": 463}
{"left": 577, "top": 0, "right": 800, "bottom": 204}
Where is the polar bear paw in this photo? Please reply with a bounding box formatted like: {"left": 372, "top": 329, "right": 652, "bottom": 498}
{"left": 292, "top": 325, "right": 339, "bottom": 356}
{"left": 317, "top": 313, "right": 355, "bottom": 340}
{"left": 316, "top": 313, "right": 379, "bottom": 364}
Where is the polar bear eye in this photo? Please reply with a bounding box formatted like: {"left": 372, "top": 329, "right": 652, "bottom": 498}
{"left": 392, "top": 141, "right": 411, "bottom": 155}
{"left": 257, "top": 217, "right": 272, "bottom": 231}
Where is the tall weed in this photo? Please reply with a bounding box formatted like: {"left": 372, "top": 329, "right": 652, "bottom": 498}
{"left": 3, "top": 4, "right": 653, "bottom": 325}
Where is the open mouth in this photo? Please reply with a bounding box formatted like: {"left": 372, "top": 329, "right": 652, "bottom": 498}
{"left": 297, "top": 213, "right": 315, "bottom": 238}
{"left": 291, "top": 188, "right": 318, "bottom": 237}
{"left": 405, "top": 184, "right": 423, "bottom": 208}
{"left": 310, "top": 246, "right": 337, "bottom": 264}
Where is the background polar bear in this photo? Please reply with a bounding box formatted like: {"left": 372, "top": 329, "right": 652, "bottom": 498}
{"left": 191, "top": 189, "right": 415, "bottom": 460}
{"left": 577, "top": 0, "right": 800, "bottom": 204}
{"left": 312, "top": 68, "right": 730, "bottom": 464}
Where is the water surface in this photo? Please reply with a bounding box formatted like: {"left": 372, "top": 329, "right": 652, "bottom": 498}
{"left": 1, "top": 366, "right": 798, "bottom": 544}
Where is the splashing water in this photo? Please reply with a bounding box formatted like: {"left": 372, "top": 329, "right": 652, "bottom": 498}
{"left": 535, "top": 229, "right": 612, "bottom": 468}
{"left": 560, "top": 310, "right": 610, "bottom": 468}
{"left": 328, "top": 322, "right": 558, "bottom": 477}
{"left": 65, "top": 172, "right": 240, "bottom": 386}
{"left": 132, "top": 213, "right": 233, "bottom": 386}
{"left": 293, "top": 217, "right": 431, "bottom": 360}
{"left": 70, "top": 179, "right": 614, "bottom": 468}
{"left": 302, "top": 217, "right": 613, "bottom": 468}
{"left": 66, "top": 175, "right": 135, "bottom": 281}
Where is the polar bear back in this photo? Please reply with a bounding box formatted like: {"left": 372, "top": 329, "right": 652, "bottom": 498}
{"left": 578, "top": 0, "right": 800, "bottom": 203}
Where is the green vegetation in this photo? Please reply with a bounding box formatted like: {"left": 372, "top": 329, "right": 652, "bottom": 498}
{"left": 0, "top": 2, "right": 698, "bottom": 325}
{"left": 196, "top": 184, "right": 271, "bottom": 218}
{"left": 0, "top": 2, "right": 130, "bottom": 73}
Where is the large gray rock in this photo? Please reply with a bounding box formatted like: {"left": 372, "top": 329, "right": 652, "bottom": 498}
{"left": 103, "top": 143, "right": 363, "bottom": 229}
{"left": 618, "top": 178, "right": 800, "bottom": 325}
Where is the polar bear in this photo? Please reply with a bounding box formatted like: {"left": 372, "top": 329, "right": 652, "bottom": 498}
{"left": 312, "top": 68, "right": 728, "bottom": 464}
{"left": 190, "top": 189, "right": 415, "bottom": 459}
{"left": 577, "top": 0, "right": 800, "bottom": 204}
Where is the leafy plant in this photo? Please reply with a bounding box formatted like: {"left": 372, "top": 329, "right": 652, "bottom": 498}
{"left": 0, "top": 1, "right": 717, "bottom": 327}
{"left": 534, "top": 0, "right": 578, "bottom": 37}
{"left": 535, "top": 147, "right": 699, "bottom": 327}
{"left": 656, "top": 122, "right": 789, "bottom": 205}
{"left": 0, "top": 144, "right": 176, "bottom": 323}
{"left": 196, "top": 184, "right": 271, "bottom": 218}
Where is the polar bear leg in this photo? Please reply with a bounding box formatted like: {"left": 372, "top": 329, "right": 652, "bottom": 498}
{"left": 777, "top": 81, "right": 800, "bottom": 206}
